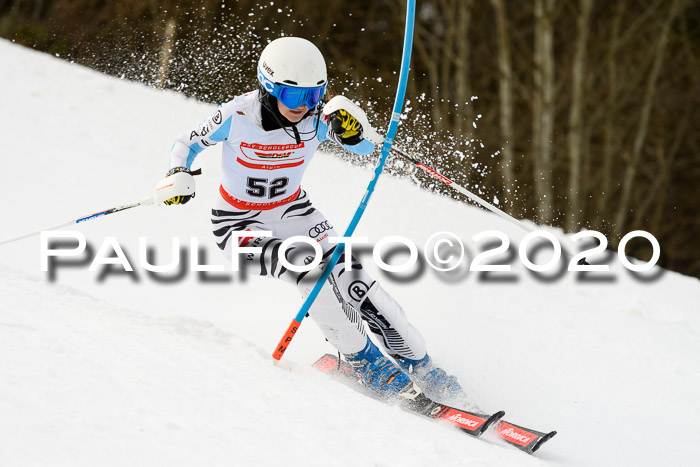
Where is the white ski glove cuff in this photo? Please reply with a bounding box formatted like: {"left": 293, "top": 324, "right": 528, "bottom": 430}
{"left": 323, "top": 96, "right": 383, "bottom": 145}
{"left": 153, "top": 167, "right": 196, "bottom": 205}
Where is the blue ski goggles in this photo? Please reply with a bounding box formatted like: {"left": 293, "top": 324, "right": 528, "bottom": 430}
{"left": 271, "top": 82, "right": 327, "bottom": 110}
{"left": 259, "top": 65, "right": 326, "bottom": 109}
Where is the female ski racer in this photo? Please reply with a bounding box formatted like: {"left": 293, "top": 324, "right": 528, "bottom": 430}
{"left": 153, "top": 37, "right": 461, "bottom": 401}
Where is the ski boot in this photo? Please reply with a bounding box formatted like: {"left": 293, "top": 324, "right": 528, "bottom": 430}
{"left": 345, "top": 338, "right": 416, "bottom": 399}
{"left": 393, "top": 353, "right": 464, "bottom": 402}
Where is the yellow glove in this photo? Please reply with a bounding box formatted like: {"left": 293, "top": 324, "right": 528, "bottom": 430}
{"left": 330, "top": 109, "right": 363, "bottom": 145}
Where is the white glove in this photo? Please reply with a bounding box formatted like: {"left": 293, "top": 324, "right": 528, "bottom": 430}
{"left": 153, "top": 167, "right": 196, "bottom": 205}
{"left": 323, "top": 96, "right": 383, "bottom": 145}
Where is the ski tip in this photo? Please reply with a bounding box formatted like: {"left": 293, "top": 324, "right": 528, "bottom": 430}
{"left": 530, "top": 430, "right": 557, "bottom": 453}
{"left": 493, "top": 420, "right": 557, "bottom": 455}
{"left": 480, "top": 410, "right": 506, "bottom": 435}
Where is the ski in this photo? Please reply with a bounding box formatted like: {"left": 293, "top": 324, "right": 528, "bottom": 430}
{"left": 313, "top": 353, "right": 556, "bottom": 454}
{"left": 313, "top": 354, "right": 503, "bottom": 437}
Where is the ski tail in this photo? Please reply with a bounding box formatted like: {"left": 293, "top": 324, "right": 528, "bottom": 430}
{"left": 312, "top": 353, "right": 357, "bottom": 380}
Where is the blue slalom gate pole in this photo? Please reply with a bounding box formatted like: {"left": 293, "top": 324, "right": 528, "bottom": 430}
{"left": 273, "top": 0, "right": 416, "bottom": 360}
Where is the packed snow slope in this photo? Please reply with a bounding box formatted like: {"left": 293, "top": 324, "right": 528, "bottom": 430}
{"left": 2, "top": 40, "right": 700, "bottom": 467}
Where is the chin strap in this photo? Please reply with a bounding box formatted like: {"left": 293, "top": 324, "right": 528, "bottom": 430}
{"left": 291, "top": 126, "right": 301, "bottom": 144}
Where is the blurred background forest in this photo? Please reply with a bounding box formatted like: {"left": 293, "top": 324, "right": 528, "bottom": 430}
{"left": 1, "top": 0, "right": 698, "bottom": 278}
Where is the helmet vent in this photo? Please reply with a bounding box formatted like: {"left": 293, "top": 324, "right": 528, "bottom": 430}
{"left": 283, "top": 80, "right": 298, "bottom": 85}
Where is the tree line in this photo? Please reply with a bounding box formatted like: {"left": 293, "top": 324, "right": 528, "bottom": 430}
{"left": 1, "top": 0, "right": 698, "bottom": 278}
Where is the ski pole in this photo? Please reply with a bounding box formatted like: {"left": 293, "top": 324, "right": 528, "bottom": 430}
{"left": 0, "top": 168, "right": 203, "bottom": 246}
{"left": 391, "top": 146, "right": 535, "bottom": 233}
{"left": 389, "top": 146, "right": 587, "bottom": 263}
{"left": 0, "top": 196, "right": 154, "bottom": 246}
{"left": 272, "top": 0, "right": 416, "bottom": 361}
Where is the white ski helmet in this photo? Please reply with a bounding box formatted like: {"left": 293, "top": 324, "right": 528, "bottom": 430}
{"left": 257, "top": 37, "right": 327, "bottom": 91}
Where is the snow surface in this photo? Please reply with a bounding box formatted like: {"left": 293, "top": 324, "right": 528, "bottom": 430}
{"left": 2, "top": 39, "right": 700, "bottom": 466}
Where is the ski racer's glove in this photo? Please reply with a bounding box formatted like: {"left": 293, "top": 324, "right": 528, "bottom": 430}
{"left": 153, "top": 167, "right": 197, "bottom": 205}
{"left": 323, "top": 95, "right": 370, "bottom": 146}
{"left": 329, "top": 109, "right": 363, "bottom": 146}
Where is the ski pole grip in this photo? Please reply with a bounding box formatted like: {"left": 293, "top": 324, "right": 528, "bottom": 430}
{"left": 272, "top": 319, "right": 302, "bottom": 360}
